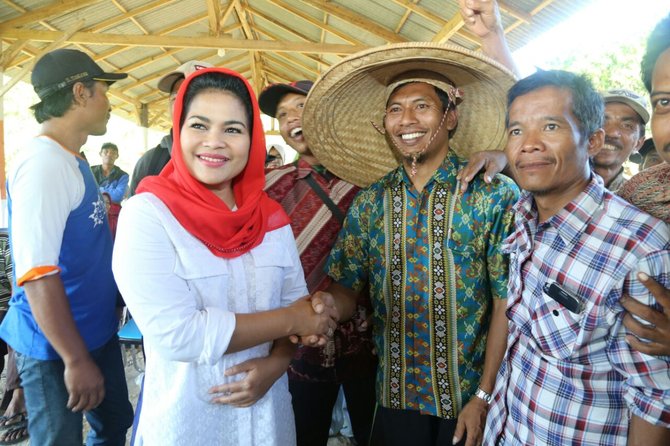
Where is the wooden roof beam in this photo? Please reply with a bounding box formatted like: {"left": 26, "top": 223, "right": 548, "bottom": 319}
{"left": 264, "top": 53, "right": 317, "bottom": 80}
{"left": 498, "top": 1, "right": 533, "bottom": 23}
{"left": 432, "top": 13, "right": 465, "bottom": 43}
{"left": 0, "top": 0, "right": 103, "bottom": 29}
{"left": 391, "top": 0, "right": 446, "bottom": 26}
{"left": 0, "top": 39, "right": 27, "bottom": 69}
{"left": 255, "top": 28, "right": 328, "bottom": 67}
{"left": 265, "top": 67, "right": 292, "bottom": 84}
{"left": 299, "top": 0, "right": 406, "bottom": 44}
{"left": 88, "top": 0, "right": 175, "bottom": 33}
{"left": 233, "top": 0, "right": 254, "bottom": 40}
{"left": 206, "top": 0, "right": 222, "bottom": 35}
{"left": 250, "top": 7, "right": 320, "bottom": 46}
{"left": 0, "top": 28, "right": 366, "bottom": 55}
{"left": 264, "top": 0, "right": 361, "bottom": 45}
{"left": 394, "top": 0, "right": 419, "bottom": 33}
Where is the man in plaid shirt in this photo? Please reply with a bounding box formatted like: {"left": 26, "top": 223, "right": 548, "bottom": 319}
{"left": 484, "top": 70, "right": 670, "bottom": 445}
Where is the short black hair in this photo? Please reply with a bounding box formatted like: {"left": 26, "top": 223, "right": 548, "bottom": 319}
{"left": 101, "top": 142, "right": 119, "bottom": 152}
{"left": 30, "top": 80, "right": 96, "bottom": 124}
{"left": 180, "top": 72, "right": 253, "bottom": 133}
{"left": 641, "top": 13, "right": 670, "bottom": 93}
{"left": 506, "top": 69, "right": 604, "bottom": 141}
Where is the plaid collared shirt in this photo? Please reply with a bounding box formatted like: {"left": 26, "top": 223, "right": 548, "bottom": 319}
{"left": 484, "top": 175, "right": 670, "bottom": 446}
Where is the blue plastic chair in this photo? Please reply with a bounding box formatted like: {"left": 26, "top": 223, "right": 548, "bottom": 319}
{"left": 118, "top": 313, "right": 144, "bottom": 373}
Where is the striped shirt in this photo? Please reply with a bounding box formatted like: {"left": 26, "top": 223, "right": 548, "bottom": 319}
{"left": 265, "top": 159, "right": 376, "bottom": 382}
{"left": 484, "top": 175, "right": 670, "bottom": 445}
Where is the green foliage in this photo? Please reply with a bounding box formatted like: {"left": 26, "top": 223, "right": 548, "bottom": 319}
{"left": 545, "top": 37, "right": 646, "bottom": 94}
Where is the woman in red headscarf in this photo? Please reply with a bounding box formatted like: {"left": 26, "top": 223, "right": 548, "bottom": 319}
{"left": 112, "top": 68, "right": 335, "bottom": 445}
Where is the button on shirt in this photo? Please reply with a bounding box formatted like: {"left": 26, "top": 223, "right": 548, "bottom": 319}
{"left": 484, "top": 175, "right": 670, "bottom": 446}
{"left": 327, "top": 151, "right": 519, "bottom": 418}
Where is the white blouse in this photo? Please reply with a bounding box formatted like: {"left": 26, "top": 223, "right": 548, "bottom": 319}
{"left": 113, "top": 193, "right": 307, "bottom": 446}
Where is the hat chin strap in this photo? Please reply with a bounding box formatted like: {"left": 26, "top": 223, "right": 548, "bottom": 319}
{"left": 372, "top": 105, "right": 451, "bottom": 179}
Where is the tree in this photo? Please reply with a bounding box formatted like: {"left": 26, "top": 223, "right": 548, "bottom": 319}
{"left": 546, "top": 37, "right": 646, "bottom": 94}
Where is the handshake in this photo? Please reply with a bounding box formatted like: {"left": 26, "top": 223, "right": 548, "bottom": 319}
{"left": 288, "top": 291, "right": 339, "bottom": 347}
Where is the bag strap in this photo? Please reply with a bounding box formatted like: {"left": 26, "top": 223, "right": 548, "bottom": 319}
{"left": 304, "top": 174, "right": 345, "bottom": 224}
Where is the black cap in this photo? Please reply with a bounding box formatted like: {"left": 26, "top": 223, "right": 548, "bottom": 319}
{"left": 258, "top": 80, "right": 313, "bottom": 118}
{"left": 31, "top": 49, "right": 128, "bottom": 100}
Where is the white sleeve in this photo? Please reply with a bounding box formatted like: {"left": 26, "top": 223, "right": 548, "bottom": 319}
{"left": 8, "top": 143, "right": 83, "bottom": 281}
{"left": 112, "top": 195, "right": 236, "bottom": 363}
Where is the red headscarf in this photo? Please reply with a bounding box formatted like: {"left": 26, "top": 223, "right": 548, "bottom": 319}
{"left": 137, "top": 67, "right": 290, "bottom": 258}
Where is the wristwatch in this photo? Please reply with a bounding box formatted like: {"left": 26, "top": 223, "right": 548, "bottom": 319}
{"left": 475, "top": 387, "right": 492, "bottom": 405}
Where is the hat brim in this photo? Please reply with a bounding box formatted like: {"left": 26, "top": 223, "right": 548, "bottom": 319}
{"left": 93, "top": 72, "right": 128, "bottom": 84}
{"left": 603, "top": 96, "right": 650, "bottom": 124}
{"left": 302, "top": 42, "right": 517, "bottom": 187}
{"left": 259, "top": 84, "right": 309, "bottom": 118}
{"left": 157, "top": 72, "right": 185, "bottom": 93}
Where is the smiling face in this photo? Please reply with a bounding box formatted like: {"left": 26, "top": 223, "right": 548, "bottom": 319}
{"left": 594, "top": 102, "right": 645, "bottom": 171}
{"left": 506, "top": 86, "right": 603, "bottom": 220}
{"left": 180, "top": 89, "right": 251, "bottom": 202}
{"left": 277, "top": 92, "right": 311, "bottom": 156}
{"left": 651, "top": 47, "right": 670, "bottom": 164}
{"left": 383, "top": 82, "right": 456, "bottom": 166}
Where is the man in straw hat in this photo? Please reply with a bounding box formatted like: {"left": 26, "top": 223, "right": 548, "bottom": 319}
{"left": 300, "top": 19, "right": 520, "bottom": 446}
{"left": 0, "top": 48, "right": 134, "bottom": 445}
{"left": 482, "top": 69, "right": 670, "bottom": 445}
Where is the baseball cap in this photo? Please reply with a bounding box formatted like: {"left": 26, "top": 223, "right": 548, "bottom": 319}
{"left": 31, "top": 49, "right": 128, "bottom": 100}
{"left": 602, "top": 89, "right": 650, "bottom": 124}
{"left": 258, "top": 80, "right": 314, "bottom": 118}
{"left": 157, "top": 60, "right": 214, "bottom": 93}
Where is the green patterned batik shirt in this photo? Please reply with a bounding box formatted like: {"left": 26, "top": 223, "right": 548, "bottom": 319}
{"left": 326, "top": 150, "right": 519, "bottom": 419}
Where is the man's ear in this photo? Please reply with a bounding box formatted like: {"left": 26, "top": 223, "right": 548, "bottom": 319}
{"left": 446, "top": 108, "right": 459, "bottom": 131}
{"left": 587, "top": 128, "right": 605, "bottom": 158}
{"left": 71, "top": 82, "right": 88, "bottom": 106}
{"left": 633, "top": 133, "right": 645, "bottom": 153}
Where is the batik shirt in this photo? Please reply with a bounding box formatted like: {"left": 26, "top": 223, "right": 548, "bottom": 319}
{"left": 484, "top": 175, "right": 670, "bottom": 446}
{"left": 326, "top": 150, "right": 519, "bottom": 418}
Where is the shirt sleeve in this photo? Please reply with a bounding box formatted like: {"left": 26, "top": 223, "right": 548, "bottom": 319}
{"left": 485, "top": 177, "right": 520, "bottom": 301}
{"left": 112, "top": 195, "right": 236, "bottom": 364}
{"left": 9, "top": 145, "right": 84, "bottom": 284}
{"left": 102, "top": 173, "right": 129, "bottom": 202}
{"left": 607, "top": 249, "right": 670, "bottom": 427}
{"left": 325, "top": 189, "right": 370, "bottom": 293}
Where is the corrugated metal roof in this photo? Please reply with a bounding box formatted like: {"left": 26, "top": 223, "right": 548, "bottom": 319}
{"left": 0, "top": 0, "right": 594, "bottom": 130}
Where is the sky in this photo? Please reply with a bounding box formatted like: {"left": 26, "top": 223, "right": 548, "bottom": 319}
{"left": 513, "top": 0, "right": 669, "bottom": 76}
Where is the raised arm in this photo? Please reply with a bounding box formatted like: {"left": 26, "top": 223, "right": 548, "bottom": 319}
{"left": 459, "top": 0, "right": 520, "bottom": 77}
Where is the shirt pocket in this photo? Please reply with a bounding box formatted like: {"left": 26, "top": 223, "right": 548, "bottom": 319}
{"left": 531, "top": 287, "right": 584, "bottom": 360}
{"left": 250, "top": 242, "right": 294, "bottom": 311}
{"left": 173, "top": 248, "right": 230, "bottom": 310}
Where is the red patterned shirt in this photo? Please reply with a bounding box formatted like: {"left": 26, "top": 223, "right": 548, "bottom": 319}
{"left": 265, "top": 159, "right": 376, "bottom": 382}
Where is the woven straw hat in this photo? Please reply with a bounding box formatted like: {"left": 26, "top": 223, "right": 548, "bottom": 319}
{"left": 302, "top": 42, "right": 517, "bottom": 187}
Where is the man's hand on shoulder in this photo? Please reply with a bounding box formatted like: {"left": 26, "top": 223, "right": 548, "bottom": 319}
{"left": 621, "top": 272, "right": 670, "bottom": 356}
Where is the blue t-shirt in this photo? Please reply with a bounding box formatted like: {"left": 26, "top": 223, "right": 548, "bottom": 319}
{"left": 0, "top": 136, "right": 118, "bottom": 360}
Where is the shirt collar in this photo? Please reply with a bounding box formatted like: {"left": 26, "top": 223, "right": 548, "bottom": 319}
{"left": 384, "top": 149, "right": 461, "bottom": 189}
{"left": 514, "top": 174, "right": 607, "bottom": 247}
